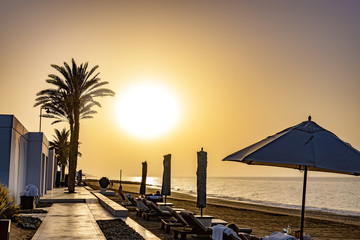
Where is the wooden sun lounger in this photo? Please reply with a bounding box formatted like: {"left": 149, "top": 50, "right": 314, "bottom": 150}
{"left": 121, "top": 194, "right": 137, "bottom": 207}
{"left": 127, "top": 194, "right": 137, "bottom": 206}
{"left": 172, "top": 211, "right": 252, "bottom": 240}
{"left": 142, "top": 200, "right": 172, "bottom": 221}
{"left": 135, "top": 198, "right": 150, "bottom": 217}
{"left": 173, "top": 211, "right": 212, "bottom": 239}
{"left": 160, "top": 206, "right": 189, "bottom": 233}
{"left": 221, "top": 224, "right": 253, "bottom": 240}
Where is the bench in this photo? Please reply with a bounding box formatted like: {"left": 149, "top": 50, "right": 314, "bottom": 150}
{"left": 92, "top": 192, "right": 128, "bottom": 217}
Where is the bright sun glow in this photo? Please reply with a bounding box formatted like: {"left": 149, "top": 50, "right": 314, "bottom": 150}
{"left": 115, "top": 82, "right": 181, "bottom": 139}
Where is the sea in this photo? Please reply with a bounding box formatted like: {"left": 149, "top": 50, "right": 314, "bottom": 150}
{"left": 116, "top": 176, "right": 360, "bottom": 217}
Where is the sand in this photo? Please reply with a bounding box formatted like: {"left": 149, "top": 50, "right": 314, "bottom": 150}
{"left": 87, "top": 180, "right": 360, "bottom": 240}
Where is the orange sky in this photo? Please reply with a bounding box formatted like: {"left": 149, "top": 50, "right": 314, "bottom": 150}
{"left": 1, "top": 0, "right": 360, "bottom": 179}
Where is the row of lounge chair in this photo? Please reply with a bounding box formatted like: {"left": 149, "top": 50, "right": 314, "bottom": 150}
{"left": 122, "top": 194, "right": 253, "bottom": 240}
{"left": 121, "top": 193, "right": 309, "bottom": 240}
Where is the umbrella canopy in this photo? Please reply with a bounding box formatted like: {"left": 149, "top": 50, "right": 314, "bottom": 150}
{"left": 223, "top": 116, "right": 360, "bottom": 240}
{"left": 224, "top": 117, "right": 360, "bottom": 175}
{"left": 161, "top": 154, "right": 171, "bottom": 197}
{"left": 197, "top": 148, "right": 207, "bottom": 216}
{"left": 140, "top": 161, "right": 147, "bottom": 195}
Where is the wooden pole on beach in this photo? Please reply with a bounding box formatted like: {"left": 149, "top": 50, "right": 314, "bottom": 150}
{"left": 118, "top": 169, "right": 125, "bottom": 200}
{"left": 120, "top": 169, "right": 122, "bottom": 185}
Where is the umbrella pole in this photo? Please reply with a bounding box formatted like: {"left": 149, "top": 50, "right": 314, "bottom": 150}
{"left": 300, "top": 166, "right": 308, "bottom": 240}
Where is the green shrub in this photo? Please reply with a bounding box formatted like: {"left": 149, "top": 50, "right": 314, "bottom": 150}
{"left": 0, "top": 183, "right": 20, "bottom": 222}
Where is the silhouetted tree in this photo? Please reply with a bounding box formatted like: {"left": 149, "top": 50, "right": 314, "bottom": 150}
{"left": 49, "top": 128, "right": 70, "bottom": 181}
{"left": 35, "top": 59, "right": 115, "bottom": 193}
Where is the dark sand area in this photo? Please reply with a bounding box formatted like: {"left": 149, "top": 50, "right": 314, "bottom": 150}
{"left": 9, "top": 224, "right": 36, "bottom": 240}
{"left": 86, "top": 180, "right": 360, "bottom": 240}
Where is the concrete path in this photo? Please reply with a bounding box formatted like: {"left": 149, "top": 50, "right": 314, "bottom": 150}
{"left": 32, "top": 186, "right": 159, "bottom": 240}
{"left": 32, "top": 202, "right": 106, "bottom": 240}
{"left": 40, "top": 186, "right": 98, "bottom": 203}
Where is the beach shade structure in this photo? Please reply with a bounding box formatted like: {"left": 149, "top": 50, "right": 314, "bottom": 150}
{"left": 197, "top": 148, "right": 208, "bottom": 216}
{"left": 223, "top": 116, "right": 360, "bottom": 240}
{"left": 140, "top": 161, "right": 147, "bottom": 196}
{"left": 161, "top": 154, "right": 171, "bottom": 204}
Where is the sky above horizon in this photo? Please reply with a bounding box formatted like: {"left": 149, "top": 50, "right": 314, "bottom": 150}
{"left": 1, "top": 0, "right": 360, "bottom": 180}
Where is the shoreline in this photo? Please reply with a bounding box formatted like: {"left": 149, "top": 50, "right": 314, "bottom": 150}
{"left": 86, "top": 179, "right": 360, "bottom": 239}
{"left": 88, "top": 179, "right": 360, "bottom": 226}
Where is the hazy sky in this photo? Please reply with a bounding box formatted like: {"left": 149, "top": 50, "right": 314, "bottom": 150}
{"left": 1, "top": 0, "right": 360, "bottom": 179}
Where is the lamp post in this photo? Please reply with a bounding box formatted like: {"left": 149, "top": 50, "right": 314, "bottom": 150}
{"left": 39, "top": 107, "right": 49, "bottom": 132}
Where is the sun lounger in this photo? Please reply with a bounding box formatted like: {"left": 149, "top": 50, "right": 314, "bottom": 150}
{"left": 213, "top": 224, "right": 240, "bottom": 240}
{"left": 221, "top": 224, "right": 253, "bottom": 240}
{"left": 142, "top": 200, "right": 173, "bottom": 220}
{"left": 160, "top": 206, "right": 189, "bottom": 233}
{"left": 127, "top": 194, "right": 137, "bottom": 206}
{"left": 135, "top": 198, "right": 150, "bottom": 217}
{"left": 162, "top": 211, "right": 229, "bottom": 233}
{"left": 173, "top": 211, "right": 212, "bottom": 239}
{"left": 212, "top": 224, "right": 252, "bottom": 240}
{"left": 121, "top": 194, "right": 137, "bottom": 207}
{"left": 146, "top": 195, "right": 163, "bottom": 203}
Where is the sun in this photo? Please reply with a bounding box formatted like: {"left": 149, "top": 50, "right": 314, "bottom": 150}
{"left": 115, "top": 82, "right": 181, "bottom": 139}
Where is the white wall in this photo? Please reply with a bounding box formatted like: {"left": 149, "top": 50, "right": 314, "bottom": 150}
{"left": 46, "top": 149, "right": 55, "bottom": 190}
{"left": 27, "top": 132, "right": 49, "bottom": 197}
{"left": 5, "top": 116, "right": 29, "bottom": 204}
{"left": 0, "top": 115, "right": 17, "bottom": 186}
{"left": 0, "top": 115, "right": 52, "bottom": 204}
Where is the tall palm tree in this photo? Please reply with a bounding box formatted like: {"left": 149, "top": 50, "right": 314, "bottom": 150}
{"left": 35, "top": 59, "right": 115, "bottom": 193}
{"left": 49, "top": 128, "right": 70, "bottom": 181}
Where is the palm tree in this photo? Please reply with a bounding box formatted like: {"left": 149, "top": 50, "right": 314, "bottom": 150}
{"left": 35, "top": 59, "right": 115, "bottom": 193}
{"left": 49, "top": 128, "right": 70, "bottom": 182}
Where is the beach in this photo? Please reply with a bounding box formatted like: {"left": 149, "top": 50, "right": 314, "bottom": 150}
{"left": 86, "top": 180, "right": 360, "bottom": 240}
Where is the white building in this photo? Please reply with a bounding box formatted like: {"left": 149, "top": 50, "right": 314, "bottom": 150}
{"left": 0, "top": 114, "right": 55, "bottom": 204}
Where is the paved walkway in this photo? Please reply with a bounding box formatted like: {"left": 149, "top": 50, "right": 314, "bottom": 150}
{"left": 40, "top": 186, "right": 98, "bottom": 203}
{"left": 32, "top": 187, "right": 159, "bottom": 240}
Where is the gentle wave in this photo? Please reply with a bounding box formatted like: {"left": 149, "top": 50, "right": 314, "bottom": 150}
{"left": 169, "top": 177, "right": 360, "bottom": 217}
{"left": 171, "top": 186, "right": 360, "bottom": 217}
{"left": 93, "top": 175, "right": 360, "bottom": 217}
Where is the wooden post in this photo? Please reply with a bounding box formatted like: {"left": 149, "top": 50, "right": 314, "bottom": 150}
{"left": 0, "top": 219, "right": 11, "bottom": 240}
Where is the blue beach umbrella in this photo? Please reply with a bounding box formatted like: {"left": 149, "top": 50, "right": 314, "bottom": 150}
{"left": 223, "top": 116, "right": 360, "bottom": 240}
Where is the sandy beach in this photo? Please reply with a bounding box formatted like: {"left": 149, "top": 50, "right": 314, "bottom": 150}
{"left": 86, "top": 180, "right": 360, "bottom": 240}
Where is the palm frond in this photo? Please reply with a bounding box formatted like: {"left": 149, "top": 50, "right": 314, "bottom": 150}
{"left": 35, "top": 59, "right": 115, "bottom": 189}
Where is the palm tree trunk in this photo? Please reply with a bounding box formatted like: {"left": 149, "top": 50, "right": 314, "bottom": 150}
{"left": 68, "top": 111, "right": 79, "bottom": 193}
{"left": 61, "top": 164, "right": 66, "bottom": 182}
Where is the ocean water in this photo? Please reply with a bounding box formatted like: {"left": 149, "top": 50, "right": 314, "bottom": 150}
{"left": 120, "top": 176, "right": 360, "bottom": 216}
